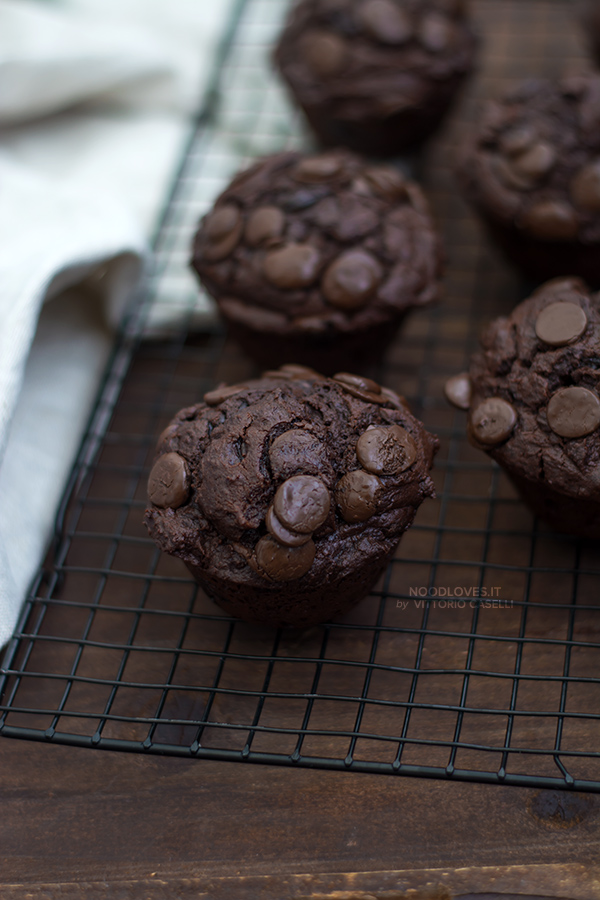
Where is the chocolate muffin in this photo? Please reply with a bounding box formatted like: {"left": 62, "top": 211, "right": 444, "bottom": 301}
{"left": 273, "top": 0, "right": 477, "bottom": 157}
{"left": 145, "top": 365, "right": 438, "bottom": 627}
{"left": 580, "top": 1, "right": 600, "bottom": 65}
{"left": 191, "top": 149, "right": 443, "bottom": 374}
{"left": 445, "top": 277, "right": 600, "bottom": 538}
{"left": 457, "top": 76, "right": 600, "bottom": 286}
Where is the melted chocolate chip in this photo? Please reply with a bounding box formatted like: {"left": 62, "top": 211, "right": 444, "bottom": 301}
{"left": 293, "top": 155, "right": 344, "bottom": 183}
{"left": 280, "top": 364, "right": 325, "bottom": 379}
{"left": 546, "top": 386, "right": 600, "bottom": 438}
{"left": 364, "top": 166, "right": 407, "bottom": 201}
{"left": 500, "top": 123, "right": 538, "bottom": 157}
{"left": 356, "top": 425, "right": 417, "bottom": 475}
{"left": 204, "top": 384, "right": 245, "bottom": 406}
{"left": 266, "top": 506, "right": 312, "bottom": 547}
{"left": 334, "top": 372, "right": 381, "bottom": 394}
{"left": 570, "top": 160, "right": 600, "bottom": 212}
{"left": 444, "top": 372, "right": 472, "bottom": 410}
{"left": 255, "top": 534, "right": 316, "bottom": 582}
{"left": 201, "top": 205, "right": 243, "bottom": 261}
{"left": 299, "top": 30, "right": 349, "bottom": 78}
{"left": 334, "top": 372, "right": 387, "bottom": 405}
{"left": 358, "top": 0, "right": 412, "bottom": 45}
{"left": 148, "top": 453, "right": 189, "bottom": 509}
{"left": 263, "top": 243, "right": 321, "bottom": 289}
{"left": 493, "top": 155, "right": 537, "bottom": 192}
{"left": 535, "top": 302, "right": 588, "bottom": 346}
{"left": 322, "top": 250, "right": 383, "bottom": 310}
{"left": 380, "top": 386, "right": 409, "bottom": 410}
{"left": 204, "top": 204, "right": 241, "bottom": 241}
{"left": 336, "top": 470, "right": 382, "bottom": 523}
{"left": 511, "top": 141, "right": 556, "bottom": 182}
{"left": 520, "top": 201, "right": 579, "bottom": 241}
{"left": 245, "top": 206, "right": 285, "bottom": 247}
{"left": 273, "top": 475, "right": 331, "bottom": 534}
{"left": 269, "top": 429, "right": 328, "bottom": 481}
{"left": 469, "top": 398, "right": 517, "bottom": 446}
{"left": 418, "top": 12, "right": 454, "bottom": 52}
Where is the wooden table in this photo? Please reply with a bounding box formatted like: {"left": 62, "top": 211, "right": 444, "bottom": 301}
{"left": 2, "top": 735, "right": 598, "bottom": 899}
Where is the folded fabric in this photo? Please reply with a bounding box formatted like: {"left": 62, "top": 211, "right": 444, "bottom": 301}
{"left": 0, "top": 0, "right": 236, "bottom": 647}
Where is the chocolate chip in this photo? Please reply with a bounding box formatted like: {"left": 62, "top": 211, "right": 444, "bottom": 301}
{"left": 262, "top": 370, "right": 296, "bottom": 380}
{"left": 418, "top": 12, "right": 454, "bottom": 52}
{"left": 380, "top": 386, "right": 409, "bottom": 410}
{"left": 263, "top": 243, "right": 321, "bottom": 289}
{"left": 492, "top": 155, "right": 538, "bottom": 192}
{"left": 546, "top": 386, "right": 600, "bottom": 438}
{"left": 293, "top": 155, "right": 344, "bottom": 183}
{"left": 255, "top": 535, "right": 315, "bottom": 582}
{"left": 333, "top": 373, "right": 385, "bottom": 405}
{"left": 204, "top": 204, "right": 241, "bottom": 241}
{"left": 444, "top": 372, "right": 472, "bottom": 410}
{"left": 364, "top": 166, "right": 407, "bottom": 201}
{"left": 148, "top": 453, "right": 189, "bottom": 509}
{"left": 273, "top": 475, "right": 331, "bottom": 534}
{"left": 511, "top": 141, "right": 556, "bottom": 182}
{"left": 299, "top": 30, "right": 349, "bottom": 78}
{"left": 336, "top": 470, "right": 382, "bottom": 523}
{"left": 356, "top": 425, "right": 417, "bottom": 475}
{"left": 157, "top": 421, "right": 179, "bottom": 447}
{"left": 202, "top": 205, "right": 243, "bottom": 261}
{"left": 245, "top": 206, "right": 285, "bottom": 247}
{"left": 358, "top": 0, "right": 413, "bottom": 45}
{"left": 570, "top": 160, "right": 600, "bottom": 212}
{"left": 499, "top": 124, "right": 538, "bottom": 157}
{"left": 266, "top": 506, "right": 312, "bottom": 548}
{"left": 519, "top": 201, "right": 579, "bottom": 241}
{"left": 492, "top": 155, "right": 537, "bottom": 192}
{"left": 204, "top": 384, "right": 245, "bottom": 406}
{"left": 535, "top": 302, "right": 588, "bottom": 347}
{"left": 334, "top": 372, "right": 381, "bottom": 394}
{"left": 469, "top": 398, "right": 517, "bottom": 446}
{"left": 322, "top": 250, "right": 383, "bottom": 310}
{"left": 280, "top": 364, "right": 325, "bottom": 379}
{"left": 284, "top": 187, "right": 330, "bottom": 211}
{"left": 269, "top": 429, "right": 328, "bottom": 481}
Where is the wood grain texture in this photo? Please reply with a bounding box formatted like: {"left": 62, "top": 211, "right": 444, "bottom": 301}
{"left": 1, "top": 738, "right": 598, "bottom": 896}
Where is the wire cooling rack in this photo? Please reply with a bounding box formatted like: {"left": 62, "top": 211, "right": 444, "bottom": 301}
{"left": 2, "top": 0, "right": 600, "bottom": 792}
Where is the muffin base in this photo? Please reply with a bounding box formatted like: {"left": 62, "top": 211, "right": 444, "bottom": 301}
{"left": 481, "top": 217, "right": 600, "bottom": 288}
{"left": 509, "top": 473, "right": 600, "bottom": 540}
{"left": 224, "top": 314, "right": 409, "bottom": 376}
{"left": 295, "top": 78, "right": 467, "bottom": 158}
{"left": 185, "top": 553, "right": 393, "bottom": 629}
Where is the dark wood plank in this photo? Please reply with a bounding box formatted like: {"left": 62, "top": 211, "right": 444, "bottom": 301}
{"left": 1, "top": 736, "right": 598, "bottom": 896}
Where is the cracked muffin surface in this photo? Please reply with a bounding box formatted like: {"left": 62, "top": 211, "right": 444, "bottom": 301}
{"left": 145, "top": 366, "right": 438, "bottom": 626}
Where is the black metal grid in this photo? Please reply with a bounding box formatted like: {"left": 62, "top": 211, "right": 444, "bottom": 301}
{"left": 2, "top": 0, "right": 600, "bottom": 792}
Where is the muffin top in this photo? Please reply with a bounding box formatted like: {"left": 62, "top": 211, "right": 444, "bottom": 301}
{"left": 274, "top": 0, "right": 476, "bottom": 118}
{"left": 191, "top": 150, "right": 442, "bottom": 337}
{"left": 446, "top": 278, "right": 600, "bottom": 499}
{"left": 457, "top": 76, "right": 600, "bottom": 242}
{"left": 145, "top": 365, "right": 438, "bottom": 589}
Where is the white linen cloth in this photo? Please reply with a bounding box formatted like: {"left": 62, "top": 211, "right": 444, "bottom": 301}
{"left": 0, "top": 0, "right": 235, "bottom": 646}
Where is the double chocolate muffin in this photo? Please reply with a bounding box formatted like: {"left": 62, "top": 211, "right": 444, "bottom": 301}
{"left": 446, "top": 277, "right": 600, "bottom": 539}
{"left": 191, "top": 149, "right": 443, "bottom": 374}
{"left": 580, "top": 1, "right": 600, "bottom": 65}
{"left": 145, "top": 366, "right": 438, "bottom": 627}
{"left": 273, "top": 0, "right": 478, "bottom": 156}
{"left": 457, "top": 76, "right": 600, "bottom": 286}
